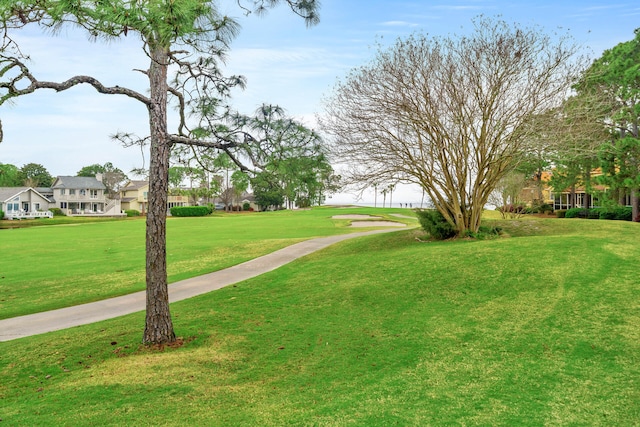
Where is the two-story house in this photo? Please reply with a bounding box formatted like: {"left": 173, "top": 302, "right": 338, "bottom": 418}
{"left": 119, "top": 180, "right": 189, "bottom": 214}
{"left": 52, "top": 175, "right": 121, "bottom": 215}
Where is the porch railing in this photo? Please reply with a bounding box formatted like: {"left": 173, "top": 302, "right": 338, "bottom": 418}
{"left": 4, "top": 211, "right": 53, "bottom": 220}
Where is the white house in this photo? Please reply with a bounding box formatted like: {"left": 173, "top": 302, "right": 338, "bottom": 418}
{"left": 51, "top": 175, "right": 122, "bottom": 215}
{"left": 0, "top": 187, "right": 53, "bottom": 219}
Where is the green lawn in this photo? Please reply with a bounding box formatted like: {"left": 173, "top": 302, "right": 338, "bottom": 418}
{"left": 0, "top": 207, "right": 415, "bottom": 319}
{"left": 1, "top": 210, "right": 639, "bottom": 425}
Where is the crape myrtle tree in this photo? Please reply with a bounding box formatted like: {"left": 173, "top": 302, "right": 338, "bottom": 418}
{"left": 322, "top": 17, "right": 583, "bottom": 236}
{"left": 0, "top": 0, "right": 319, "bottom": 344}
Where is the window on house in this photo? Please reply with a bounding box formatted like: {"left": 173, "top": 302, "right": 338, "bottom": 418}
{"left": 90, "top": 189, "right": 98, "bottom": 199}
{"left": 80, "top": 189, "right": 86, "bottom": 196}
{"left": 60, "top": 189, "right": 66, "bottom": 195}
{"left": 35, "top": 203, "right": 40, "bottom": 211}
{"left": 70, "top": 189, "right": 76, "bottom": 195}
{"left": 61, "top": 202, "right": 67, "bottom": 209}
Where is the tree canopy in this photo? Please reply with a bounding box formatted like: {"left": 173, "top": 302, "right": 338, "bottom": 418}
{"left": 77, "top": 162, "right": 128, "bottom": 196}
{"left": 540, "top": 28, "right": 640, "bottom": 218}
{"left": 17, "top": 162, "right": 53, "bottom": 187}
{"left": 0, "top": 162, "right": 19, "bottom": 186}
{"left": 584, "top": 28, "right": 640, "bottom": 219}
{"left": 322, "top": 17, "right": 583, "bottom": 236}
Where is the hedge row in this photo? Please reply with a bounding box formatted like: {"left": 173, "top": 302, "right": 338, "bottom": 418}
{"left": 562, "top": 206, "right": 633, "bottom": 221}
{"left": 169, "top": 206, "right": 213, "bottom": 217}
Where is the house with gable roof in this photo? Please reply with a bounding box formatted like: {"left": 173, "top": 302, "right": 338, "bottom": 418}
{"left": 0, "top": 187, "right": 53, "bottom": 219}
{"left": 51, "top": 175, "right": 121, "bottom": 215}
{"left": 119, "top": 180, "right": 190, "bottom": 214}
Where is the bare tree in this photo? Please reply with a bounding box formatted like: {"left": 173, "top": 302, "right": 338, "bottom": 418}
{"left": 322, "top": 17, "right": 584, "bottom": 236}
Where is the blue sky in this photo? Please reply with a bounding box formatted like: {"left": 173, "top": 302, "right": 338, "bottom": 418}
{"left": 1, "top": 0, "right": 639, "bottom": 204}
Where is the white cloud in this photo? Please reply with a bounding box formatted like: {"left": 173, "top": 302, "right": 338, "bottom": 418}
{"left": 380, "top": 21, "right": 420, "bottom": 28}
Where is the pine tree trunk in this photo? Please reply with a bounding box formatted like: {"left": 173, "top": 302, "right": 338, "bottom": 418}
{"left": 143, "top": 44, "right": 175, "bottom": 344}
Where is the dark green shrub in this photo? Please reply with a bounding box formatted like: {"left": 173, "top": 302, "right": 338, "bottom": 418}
{"left": 599, "top": 209, "right": 617, "bottom": 220}
{"left": 564, "top": 208, "right": 592, "bottom": 219}
{"left": 555, "top": 210, "right": 567, "bottom": 218}
{"left": 614, "top": 206, "right": 632, "bottom": 221}
{"left": 48, "top": 207, "right": 65, "bottom": 216}
{"left": 0, "top": 210, "right": 4, "bottom": 219}
{"left": 170, "top": 206, "right": 212, "bottom": 217}
{"left": 416, "top": 209, "right": 457, "bottom": 240}
{"left": 243, "top": 202, "right": 251, "bottom": 211}
{"left": 594, "top": 206, "right": 631, "bottom": 221}
{"left": 125, "top": 209, "right": 141, "bottom": 217}
{"left": 587, "top": 208, "right": 601, "bottom": 219}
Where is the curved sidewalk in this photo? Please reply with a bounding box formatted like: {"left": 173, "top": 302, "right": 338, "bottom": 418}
{"left": 0, "top": 228, "right": 406, "bottom": 342}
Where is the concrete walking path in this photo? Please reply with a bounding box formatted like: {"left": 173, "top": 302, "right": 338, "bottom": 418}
{"left": 0, "top": 228, "right": 407, "bottom": 342}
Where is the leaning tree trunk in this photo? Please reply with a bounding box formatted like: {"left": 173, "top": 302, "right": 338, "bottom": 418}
{"left": 632, "top": 188, "right": 639, "bottom": 222}
{"left": 143, "top": 43, "right": 176, "bottom": 344}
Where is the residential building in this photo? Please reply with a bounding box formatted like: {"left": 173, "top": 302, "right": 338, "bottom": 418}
{"left": 119, "top": 180, "right": 190, "bottom": 213}
{"left": 0, "top": 187, "right": 53, "bottom": 219}
{"left": 520, "top": 169, "right": 632, "bottom": 210}
{"left": 51, "top": 175, "right": 121, "bottom": 215}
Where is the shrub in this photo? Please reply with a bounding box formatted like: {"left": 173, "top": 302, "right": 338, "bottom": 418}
{"left": 591, "top": 206, "right": 631, "bottom": 221}
{"left": 416, "top": 209, "right": 457, "bottom": 240}
{"left": 170, "top": 206, "right": 212, "bottom": 217}
{"left": 599, "top": 209, "right": 617, "bottom": 220}
{"left": 539, "top": 203, "right": 554, "bottom": 214}
{"left": 555, "top": 210, "right": 567, "bottom": 218}
{"left": 497, "top": 204, "right": 527, "bottom": 214}
{"left": 614, "top": 206, "right": 632, "bottom": 221}
{"left": 564, "top": 208, "right": 590, "bottom": 219}
{"left": 564, "top": 206, "right": 632, "bottom": 221}
{"left": 0, "top": 210, "right": 4, "bottom": 219}
{"left": 587, "top": 208, "right": 601, "bottom": 219}
{"left": 527, "top": 202, "right": 553, "bottom": 214}
{"left": 49, "top": 207, "right": 65, "bottom": 216}
{"left": 124, "top": 209, "right": 141, "bottom": 217}
{"left": 243, "top": 202, "right": 251, "bottom": 211}
{"left": 465, "top": 225, "right": 502, "bottom": 240}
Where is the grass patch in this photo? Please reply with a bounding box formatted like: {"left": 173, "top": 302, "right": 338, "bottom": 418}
{"left": 0, "top": 207, "right": 416, "bottom": 319}
{"left": 1, "top": 213, "right": 638, "bottom": 425}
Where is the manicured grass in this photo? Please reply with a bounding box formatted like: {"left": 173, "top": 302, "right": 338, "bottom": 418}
{"left": 0, "top": 207, "right": 416, "bottom": 319}
{"left": 1, "top": 213, "right": 638, "bottom": 425}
